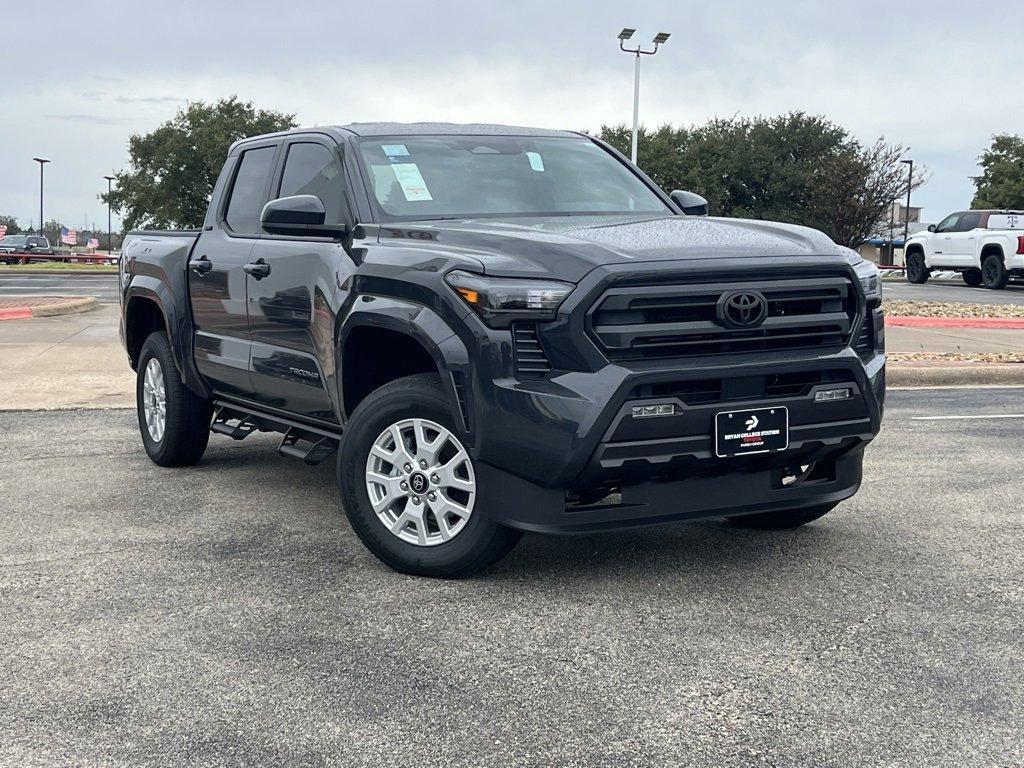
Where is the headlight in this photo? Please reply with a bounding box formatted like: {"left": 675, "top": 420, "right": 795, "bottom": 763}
{"left": 853, "top": 259, "right": 882, "bottom": 302}
{"left": 445, "top": 270, "right": 573, "bottom": 327}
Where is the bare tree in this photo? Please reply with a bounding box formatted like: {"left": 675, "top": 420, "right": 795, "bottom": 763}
{"left": 807, "top": 139, "right": 927, "bottom": 249}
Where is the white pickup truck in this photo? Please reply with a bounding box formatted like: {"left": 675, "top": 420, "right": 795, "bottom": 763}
{"left": 904, "top": 210, "right": 1024, "bottom": 289}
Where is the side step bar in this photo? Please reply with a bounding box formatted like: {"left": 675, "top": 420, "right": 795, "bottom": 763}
{"left": 210, "top": 400, "right": 342, "bottom": 466}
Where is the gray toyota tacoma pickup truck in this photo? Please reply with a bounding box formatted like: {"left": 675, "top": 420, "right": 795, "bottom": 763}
{"left": 119, "top": 122, "right": 885, "bottom": 577}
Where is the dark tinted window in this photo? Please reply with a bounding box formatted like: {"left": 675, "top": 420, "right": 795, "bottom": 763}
{"left": 278, "top": 143, "right": 346, "bottom": 223}
{"left": 29, "top": 237, "right": 46, "bottom": 247}
{"left": 225, "top": 146, "right": 276, "bottom": 233}
{"left": 936, "top": 213, "right": 960, "bottom": 233}
{"left": 956, "top": 212, "right": 982, "bottom": 231}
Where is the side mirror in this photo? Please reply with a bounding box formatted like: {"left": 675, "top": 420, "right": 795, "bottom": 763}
{"left": 927, "top": 224, "right": 936, "bottom": 233}
{"left": 260, "top": 195, "right": 347, "bottom": 237}
{"left": 670, "top": 190, "right": 709, "bottom": 216}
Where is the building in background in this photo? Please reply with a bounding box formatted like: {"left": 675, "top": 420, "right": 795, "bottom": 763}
{"left": 857, "top": 202, "right": 931, "bottom": 266}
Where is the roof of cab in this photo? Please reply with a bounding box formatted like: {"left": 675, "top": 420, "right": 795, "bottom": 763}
{"left": 334, "top": 122, "right": 580, "bottom": 138}
{"left": 229, "top": 122, "right": 584, "bottom": 154}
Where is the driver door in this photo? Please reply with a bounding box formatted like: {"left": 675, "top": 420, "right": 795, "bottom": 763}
{"left": 930, "top": 213, "right": 961, "bottom": 266}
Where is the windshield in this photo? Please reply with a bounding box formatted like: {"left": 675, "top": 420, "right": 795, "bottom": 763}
{"left": 357, "top": 136, "right": 671, "bottom": 221}
{"left": 0, "top": 235, "right": 27, "bottom": 245}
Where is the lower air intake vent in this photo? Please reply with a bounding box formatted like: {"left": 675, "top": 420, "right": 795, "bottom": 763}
{"left": 513, "top": 323, "right": 551, "bottom": 379}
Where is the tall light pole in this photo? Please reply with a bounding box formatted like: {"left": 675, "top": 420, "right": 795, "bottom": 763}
{"left": 900, "top": 159, "right": 914, "bottom": 256}
{"left": 618, "top": 28, "right": 671, "bottom": 165}
{"left": 103, "top": 175, "right": 115, "bottom": 254}
{"left": 33, "top": 158, "right": 50, "bottom": 238}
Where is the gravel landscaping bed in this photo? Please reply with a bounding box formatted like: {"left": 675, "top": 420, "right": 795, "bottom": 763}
{"left": 889, "top": 351, "right": 1024, "bottom": 364}
{"left": 883, "top": 299, "right": 1024, "bottom": 319}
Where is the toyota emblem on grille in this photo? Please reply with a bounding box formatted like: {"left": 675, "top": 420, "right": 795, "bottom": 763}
{"left": 718, "top": 291, "right": 768, "bottom": 329}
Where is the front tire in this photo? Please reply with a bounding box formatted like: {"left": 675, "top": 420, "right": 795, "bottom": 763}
{"left": 962, "top": 268, "right": 983, "bottom": 287}
{"left": 905, "top": 252, "right": 929, "bottom": 284}
{"left": 725, "top": 502, "right": 838, "bottom": 530}
{"left": 136, "top": 331, "right": 212, "bottom": 467}
{"left": 982, "top": 253, "right": 1009, "bottom": 289}
{"left": 338, "top": 373, "right": 521, "bottom": 578}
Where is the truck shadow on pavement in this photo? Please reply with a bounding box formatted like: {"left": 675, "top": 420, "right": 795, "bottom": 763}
{"left": 199, "top": 431, "right": 846, "bottom": 585}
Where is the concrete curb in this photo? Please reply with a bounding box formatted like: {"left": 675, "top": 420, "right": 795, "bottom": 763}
{"left": 888, "top": 363, "right": 1024, "bottom": 387}
{"left": 0, "top": 296, "right": 99, "bottom": 320}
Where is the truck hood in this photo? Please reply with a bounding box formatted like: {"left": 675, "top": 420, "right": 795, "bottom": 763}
{"left": 376, "top": 214, "right": 846, "bottom": 282}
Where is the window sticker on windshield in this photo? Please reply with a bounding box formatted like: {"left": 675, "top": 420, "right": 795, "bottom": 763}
{"left": 392, "top": 163, "right": 433, "bottom": 201}
{"left": 526, "top": 151, "right": 545, "bottom": 172}
{"left": 381, "top": 144, "right": 410, "bottom": 161}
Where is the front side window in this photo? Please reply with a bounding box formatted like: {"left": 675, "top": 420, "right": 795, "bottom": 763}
{"left": 224, "top": 146, "right": 277, "bottom": 234}
{"left": 278, "top": 142, "right": 346, "bottom": 223}
{"left": 357, "top": 136, "right": 671, "bottom": 220}
{"left": 936, "top": 213, "right": 961, "bottom": 233}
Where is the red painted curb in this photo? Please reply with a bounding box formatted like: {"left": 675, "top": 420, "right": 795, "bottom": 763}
{"left": 0, "top": 307, "right": 34, "bottom": 321}
{"left": 887, "top": 315, "right": 1024, "bottom": 329}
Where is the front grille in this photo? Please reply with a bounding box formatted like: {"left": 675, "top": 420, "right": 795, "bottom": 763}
{"left": 632, "top": 370, "right": 855, "bottom": 406}
{"left": 512, "top": 323, "right": 551, "bottom": 379}
{"left": 589, "top": 277, "right": 857, "bottom": 360}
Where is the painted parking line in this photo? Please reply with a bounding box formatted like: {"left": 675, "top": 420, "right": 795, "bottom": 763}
{"left": 912, "top": 414, "right": 1024, "bottom": 421}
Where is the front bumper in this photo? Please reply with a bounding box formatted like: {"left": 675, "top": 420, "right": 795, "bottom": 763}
{"left": 470, "top": 348, "right": 882, "bottom": 532}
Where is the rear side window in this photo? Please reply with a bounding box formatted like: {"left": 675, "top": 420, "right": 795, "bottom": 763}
{"left": 957, "top": 212, "right": 982, "bottom": 231}
{"left": 224, "top": 146, "right": 276, "bottom": 234}
{"left": 278, "top": 143, "right": 346, "bottom": 224}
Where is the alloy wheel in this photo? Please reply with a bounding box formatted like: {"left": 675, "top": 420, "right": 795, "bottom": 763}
{"left": 142, "top": 357, "right": 167, "bottom": 443}
{"left": 365, "top": 418, "right": 476, "bottom": 546}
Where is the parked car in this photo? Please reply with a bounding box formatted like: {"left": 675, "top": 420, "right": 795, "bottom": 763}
{"left": 119, "top": 122, "right": 885, "bottom": 577}
{"left": 904, "top": 210, "right": 1024, "bottom": 288}
{"left": 0, "top": 234, "right": 54, "bottom": 264}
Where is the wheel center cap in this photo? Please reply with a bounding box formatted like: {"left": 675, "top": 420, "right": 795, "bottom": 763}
{"left": 409, "top": 471, "right": 429, "bottom": 495}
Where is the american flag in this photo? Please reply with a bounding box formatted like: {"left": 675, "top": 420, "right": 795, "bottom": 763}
{"left": 60, "top": 227, "right": 77, "bottom": 245}
{"left": 0, "top": 225, "right": 7, "bottom": 237}
{"left": 87, "top": 238, "right": 100, "bottom": 249}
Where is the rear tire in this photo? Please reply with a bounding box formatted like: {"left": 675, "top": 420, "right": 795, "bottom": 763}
{"left": 338, "top": 373, "right": 522, "bottom": 578}
{"left": 725, "top": 502, "right": 838, "bottom": 530}
{"left": 962, "top": 268, "right": 983, "bottom": 287}
{"left": 905, "top": 252, "right": 929, "bottom": 284}
{"left": 982, "top": 253, "right": 1009, "bottom": 289}
{"left": 136, "top": 331, "right": 212, "bottom": 467}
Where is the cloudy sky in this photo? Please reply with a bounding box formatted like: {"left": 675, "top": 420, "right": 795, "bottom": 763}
{"left": 2, "top": 0, "right": 1021, "bottom": 232}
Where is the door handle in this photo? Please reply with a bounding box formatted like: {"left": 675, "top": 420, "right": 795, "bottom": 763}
{"left": 243, "top": 258, "right": 271, "bottom": 280}
{"left": 189, "top": 255, "right": 212, "bottom": 276}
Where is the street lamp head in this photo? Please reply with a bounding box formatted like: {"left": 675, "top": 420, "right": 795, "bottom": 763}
{"left": 618, "top": 27, "right": 635, "bottom": 41}
{"left": 652, "top": 32, "right": 671, "bottom": 44}
{"left": 33, "top": 157, "right": 51, "bottom": 165}
{"left": 900, "top": 159, "right": 913, "bottom": 165}
{"left": 103, "top": 175, "right": 116, "bottom": 182}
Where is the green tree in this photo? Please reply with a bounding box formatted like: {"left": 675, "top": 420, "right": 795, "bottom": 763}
{"left": 598, "top": 113, "right": 924, "bottom": 247}
{"left": 102, "top": 97, "right": 296, "bottom": 230}
{"left": 0, "top": 215, "right": 22, "bottom": 235}
{"left": 971, "top": 134, "right": 1024, "bottom": 209}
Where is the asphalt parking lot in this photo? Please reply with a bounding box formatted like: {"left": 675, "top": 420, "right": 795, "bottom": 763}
{"left": 1, "top": 389, "right": 1021, "bottom": 767}
{"left": 883, "top": 279, "right": 1024, "bottom": 305}
{"left": 0, "top": 273, "right": 121, "bottom": 304}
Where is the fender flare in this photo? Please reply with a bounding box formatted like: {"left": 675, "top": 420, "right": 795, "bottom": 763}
{"left": 124, "top": 276, "right": 210, "bottom": 399}
{"left": 335, "top": 295, "right": 472, "bottom": 429}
